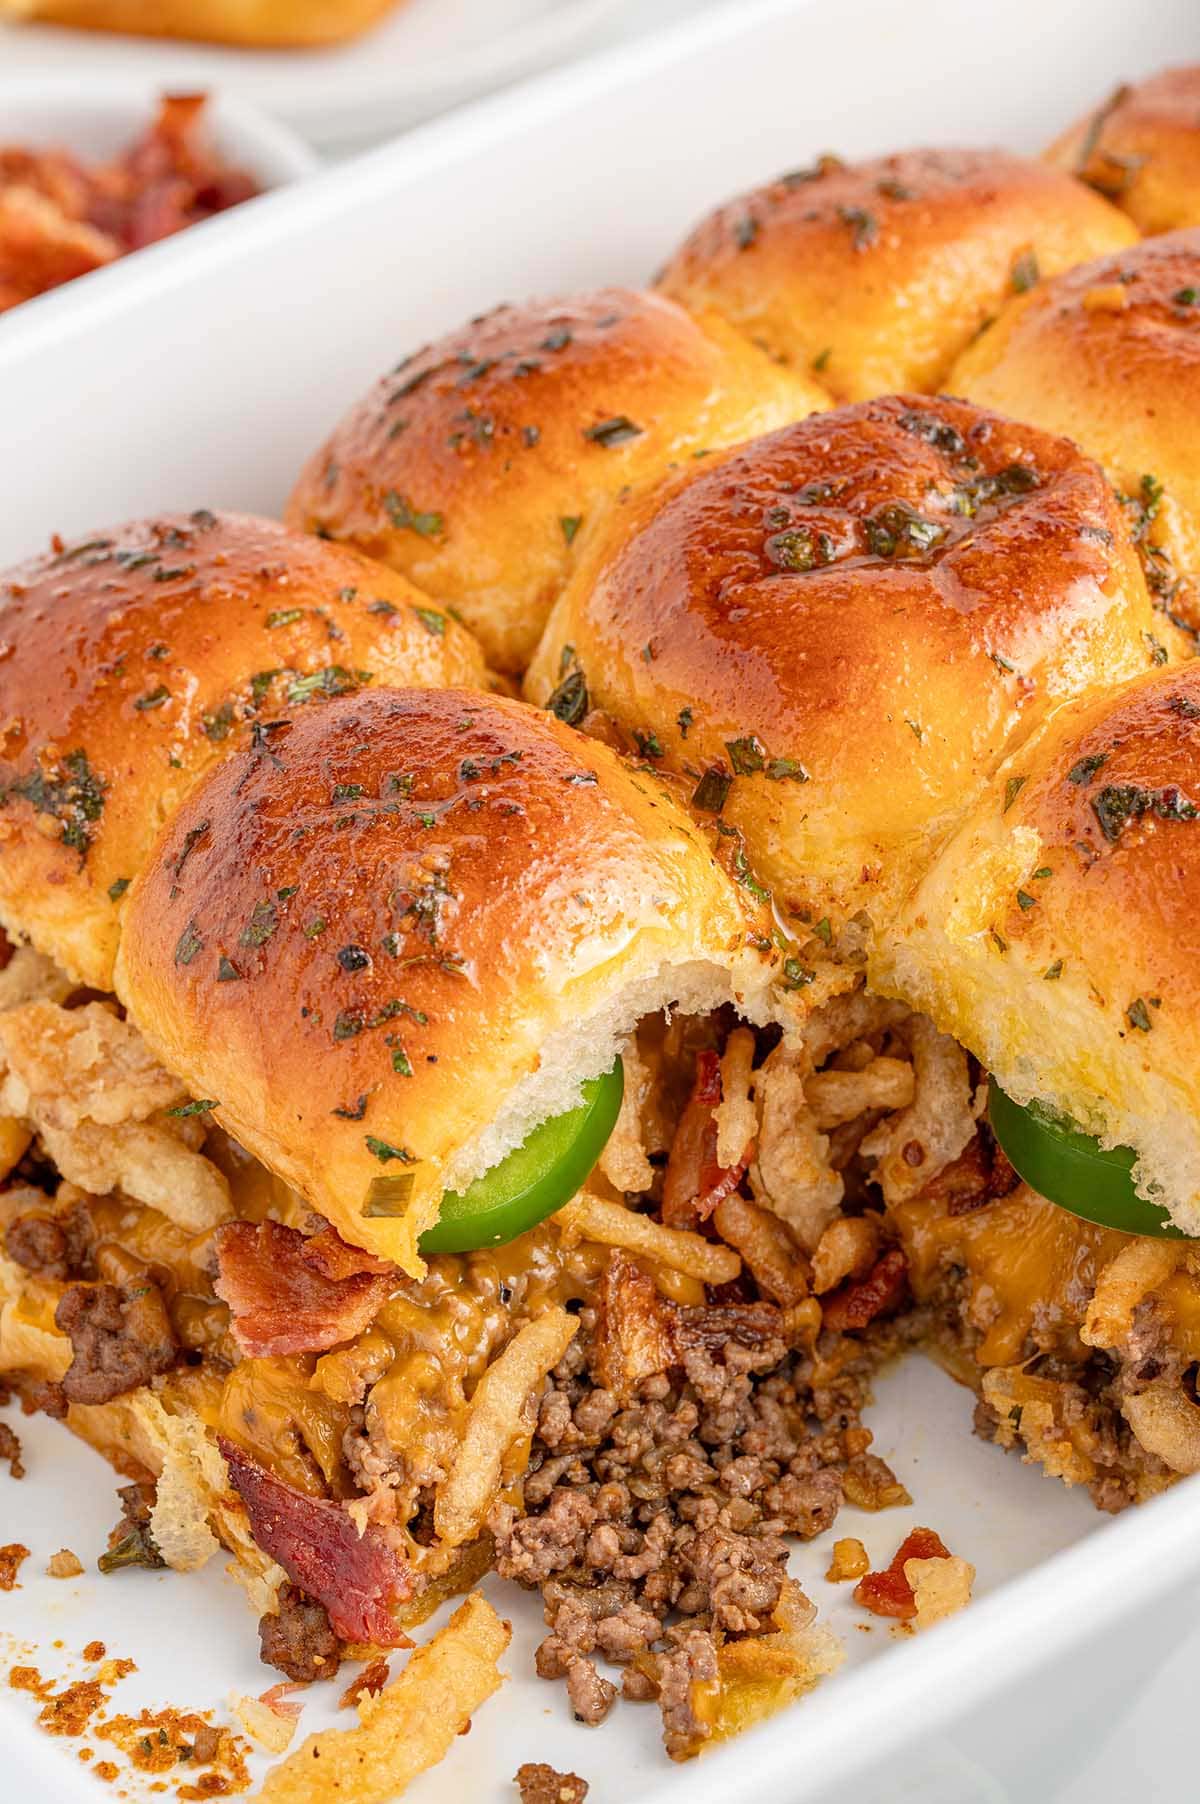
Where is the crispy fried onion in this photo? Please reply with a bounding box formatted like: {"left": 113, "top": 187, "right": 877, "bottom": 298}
{"left": 859, "top": 1015, "right": 975, "bottom": 1205}
{"left": 1082, "top": 1241, "right": 1185, "bottom": 1352}
{"left": 435, "top": 1306, "right": 579, "bottom": 1548}
{"left": 749, "top": 1046, "right": 843, "bottom": 1252}
{"left": 561, "top": 1192, "right": 740, "bottom": 1286}
{"left": 1122, "top": 1383, "right": 1200, "bottom": 1475}
{"left": 0, "top": 1000, "right": 229, "bottom": 1231}
{"left": 214, "top": 1220, "right": 395, "bottom": 1358}
{"left": 597, "top": 1037, "right": 655, "bottom": 1194}
{"left": 253, "top": 1593, "right": 510, "bottom": 1804}
{"left": 220, "top": 1437, "right": 414, "bottom": 1645}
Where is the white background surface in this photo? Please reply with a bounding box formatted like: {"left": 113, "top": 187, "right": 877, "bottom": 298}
{"left": 2, "top": 2, "right": 1199, "bottom": 1799}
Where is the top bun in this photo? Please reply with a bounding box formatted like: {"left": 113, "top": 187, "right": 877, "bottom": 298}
{"left": 949, "top": 228, "right": 1200, "bottom": 635}
{"left": 0, "top": 511, "right": 487, "bottom": 990}
{"left": 1047, "top": 66, "right": 1200, "bottom": 234}
{"left": 875, "top": 662, "right": 1200, "bottom": 1236}
{"left": 656, "top": 147, "right": 1136, "bottom": 401}
{"left": 527, "top": 395, "right": 1181, "bottom": 938}
{"left": 287, "top": 288, "right": 827, "bottom": 673}
{"left": 115, "top": 687, "right": 772, "bottom": 1274}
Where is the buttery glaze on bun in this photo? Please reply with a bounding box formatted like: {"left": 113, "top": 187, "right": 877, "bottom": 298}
{"left": 656, "top": 147, "right": 1136, "bottom": 402}
{"left": 0, "top": 0, "right": 403, "bottom": 46}
{"left": 528, "top": 394, "right": 1182, "bottom": 937}
{"left": 287, "top": 288, "right": 828, "bottom": 673}
{"left": 115, "top": 687, "right": 772, "bottom": 1274}
{"left": 950, "top": 228, "right": 1200, "bottom": 633}
{"left": 876, "top": 663, "right": 1200, "bottom": 1236}
{"left": 0, "top": 511, "right": 487, "bottom": 991}
{"left": 1047, "top": 67, "right": 1200, "bottom": 234}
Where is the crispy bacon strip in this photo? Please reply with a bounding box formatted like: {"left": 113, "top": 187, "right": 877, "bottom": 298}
{"left": 219, "top": 1438, "right": 413, "bottom": 1647}
{"left": 213, "top": 1220, "right": 394, "bottom": 1357}
{"left": 819, "top": 1246, "right": 908, "bottom": 1333}
{"left": 661, "top": 1050, "right": 752, "bottom": 1229}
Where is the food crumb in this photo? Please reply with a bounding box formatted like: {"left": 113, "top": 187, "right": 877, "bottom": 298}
{"left": 47, "top": 1548, "right": 85, "bottom": 1579}
{"left": 0, "top": 1542, "right": 30, "bottom": 1589}
{"left": 903, "top": 1554, "right": 975, "bottom": 1628}
{"left": 338, "top": 1656, "right": 390, "bottom": 1709}
{"left": 515, "top": 1761, "right": 590, "bottom": 1803}
{"left": 95, "top": 1759, "right": 119, "bottom": 1782}
{"left": 84, "top": 1641, "right": 108, "bottom": 1662}
{"left": 0, "top": 1419, "right": 25, "bottom": 1478}
{"left": 38, "top": 1679, "right": 107, "bottom": 1736}
{"left": 824, "top": 1536, "right": 870, "bottom": 1581}
{"left": 9, "top": 1664, "right": 53, "bottom": 1698}
{"left": 853, "top": 1526, "right": 972, "bottom": 1625}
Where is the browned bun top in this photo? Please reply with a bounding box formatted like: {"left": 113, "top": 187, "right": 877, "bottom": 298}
{"left": 10, "top": 0, "right": 402, "bottom": 48}
{"left": 876, "top": 662, "right": 1200, "bottom": 1232}
{"left": 950, "top": 227, "right": 1200, "bottom": 634}
{"left": 1046, "top": 66, "right": 1200, "bottom": 234}
{"left": 656, "top": 147, "right": 1136, "bottom": 402}
{"left": 528, "top": 394, "right": 1180, "bottom": 936}
{"left": 115, "top": 687, "right": 765, "bottom": 1273}
{"left": 0, "top": 511, "right": 487, "bottom": 990}
{"left": 286, "top": 287, "right": 828, "bottom": 673}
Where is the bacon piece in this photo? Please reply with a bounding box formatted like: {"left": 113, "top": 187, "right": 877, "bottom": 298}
{"left": 219, "top": 1438, "right": 413, "bottom": 1646}
{"left": 819, "top": 1246, "right": 909, "bottom": 1333}
{"left": 853, "top": 1527, "right": 951, "bottom": 1621}
{"left": 213, "top": 1220, "right": 394, "bottom": 1357}
{"left": 661, "top": 1050, "right": 752, "bottom": 1229}
{"left": 589, "top": 1250, "right": 783, "bottom": 1397}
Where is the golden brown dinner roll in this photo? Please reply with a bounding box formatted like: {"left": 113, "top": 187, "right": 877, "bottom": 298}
{"left": 287, "top": 289, "right": 828, "bottom": 673}
{"left": 656, "top": 147, "right": 1136, "bottom": 403}
{"left": 875, "top": 662, "right": 1200, "bottom": 1235}
{"left": 528, "top": 394, "right": 1182, "bottom": 938}
{"left": 1047, "top": 66, "right": 1200, "bottom": 235}
{"left": 950, "top": 228, "right": 1200, "bottom": 634}
{"left": 0, "top": 0, "right": 403, "bottom": 47}
{"left": 0, "top": 511, "right": 486, "bottom": 992}
{"left": 115, "top": 687, "right": 774, "bottom": 1274}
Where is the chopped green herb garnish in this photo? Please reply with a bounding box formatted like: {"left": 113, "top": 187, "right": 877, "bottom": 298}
{"left": 108, "top": 877, "right": 130, "bottom": 902}
{"left": 167, "top": 1099, "right": 219, "bottom": 1118}
{"left": 365, "top": 1135, "right": 416, "bottom": 1164}
{"left": 1003, "top": 775, "right": 1028, "bottom": 812}
{"left": 560, "top": 516, "right": 583, "bottom": 545}
{"left": 134, "top": 685, "right": 170, "bottom": 711}
{"left": 384, "top": 492, "right": 443, "bottom": 538}
{"left": 583, "top": 416, "right": 643, "bottom": 449}
{"left": 413, "top": 606, "right": 446, "bottom": 636}
{"left": 266, "top": 608, "right": 304, "bottom": 629}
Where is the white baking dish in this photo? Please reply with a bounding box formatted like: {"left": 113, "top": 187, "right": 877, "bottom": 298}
{"left": 1, "top": 1, "right": 1198, "bottom": 1799}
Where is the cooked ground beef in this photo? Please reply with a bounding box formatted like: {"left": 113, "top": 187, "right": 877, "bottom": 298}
{"left": 514, "top": 1762, "right": 589, "bottom": 1804}
{"left": 258, "top": 1581, "right": 343, "bottom": 1683}
{"left": 0, "top": 1419, "right": 24, "bottom": 1479}
{"left": 490, "top": 1297, "right": 902, "bottom": 1753}
{"left": 5, "top": 1202, "right": 94, "bottom": 1283}
{"left": 55, "top": 1278, "right": 177, "bottom": 1405}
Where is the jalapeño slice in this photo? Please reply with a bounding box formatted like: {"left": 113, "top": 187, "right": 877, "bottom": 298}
{"left": 419, "top": 1058, "right": 625, "bottom": 1254}
{"left": 987, "top": 1078, "right": 1186, "bottom": 1239}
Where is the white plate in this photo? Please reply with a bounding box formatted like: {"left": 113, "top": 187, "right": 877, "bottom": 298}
{"left": 1, "top": 0, "right": 1199, "bottom": 1800}
{"left": 0, "top": 0, "right": 629, "bottom": 147}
